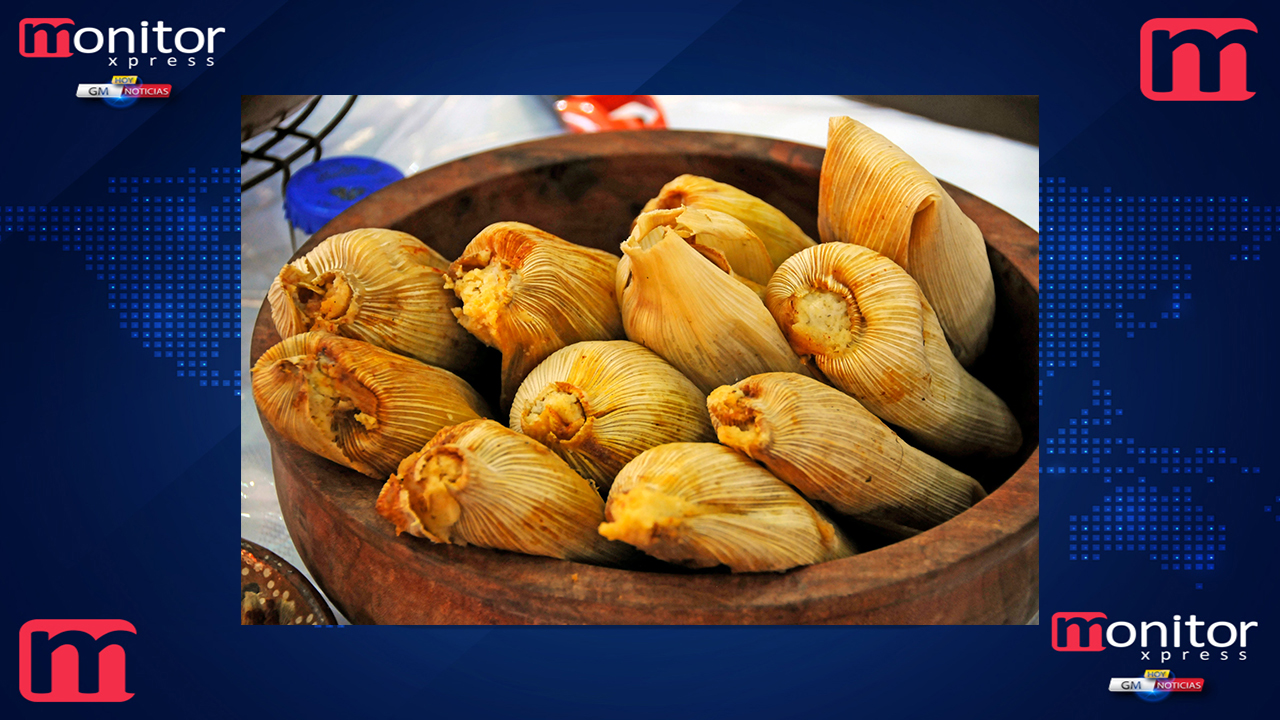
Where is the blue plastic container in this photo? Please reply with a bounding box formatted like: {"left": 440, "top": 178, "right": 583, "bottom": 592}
{"left": 284, "top": 156, "right": 404, "bottom": 234}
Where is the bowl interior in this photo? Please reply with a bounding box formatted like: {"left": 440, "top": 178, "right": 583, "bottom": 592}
{"left": 250, "top": 131, "right": 1039, "bottom": 609}
{"left": 363, "top": 143, "right": 1038, "bottom": 499}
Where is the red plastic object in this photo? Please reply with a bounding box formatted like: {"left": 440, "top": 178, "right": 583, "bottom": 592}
{"left": 554, "top": 95, "right": 666, "bottom": 133}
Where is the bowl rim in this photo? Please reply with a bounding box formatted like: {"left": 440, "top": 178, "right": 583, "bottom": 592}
{"left": 251, "top": 129, "right": 1039, "bottom": 622}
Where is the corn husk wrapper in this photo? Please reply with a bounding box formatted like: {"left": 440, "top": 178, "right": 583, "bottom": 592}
{"left": 642, "top": 174, "right": 815, "bottom": 267}
{"left": 267, "top": 228, "right": 480, "bottom": 373}
{"left": 446, "top": 222, "right": 623, "bottom": 407}
{"left": 708, "top": 372, "right": 987, "bottom": 536}
{"left": 618, "top": 224, "right": 814, "bottom": 394}
{"left": 510, "top": 340, "right": 714, "bottom": 492}
{"left": 599, "top": 443, "right": 855, "bottom": 573}
{"left": 376, "top": 419, "right": 631, "bottom": 565}
{"left": 819, "top": 116, "right": 995, "bottom": 365}
{"left": 766, "top": 243, "right": 1021, "bottom": 459}
{"left": 252, "top": 332, "right": 491, "bottom": 479}
{"left": 632, "top": 206, "right": 774, "bottom": 285}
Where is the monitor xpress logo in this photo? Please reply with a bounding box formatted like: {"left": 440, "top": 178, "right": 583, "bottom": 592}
{"left": 19, "top": 18, "right": 224, "bottom": 68}
{"left": 1051, "top": 612, "right": 1258, "bottom": 661}
{"left": 18, "top": 620, "right": 136, "bottom": 702}
{"left": 1140, "top": 18, "right": 1257, "bottom": 101}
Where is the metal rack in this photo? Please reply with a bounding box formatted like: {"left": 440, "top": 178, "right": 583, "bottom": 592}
{"left": 240, "top": 95, "right": 358, "bottom": 193}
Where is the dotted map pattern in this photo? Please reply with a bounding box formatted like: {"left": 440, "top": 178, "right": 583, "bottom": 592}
{"left": 1, "top": 167, "right": 241, "bottom": 396}
{"left": 1040, "top": 177, "right": 1276, "bottom": 588}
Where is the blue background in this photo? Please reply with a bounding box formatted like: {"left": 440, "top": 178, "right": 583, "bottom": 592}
{"left": 3, "top": 0, "right": 1277, "bottom": 717}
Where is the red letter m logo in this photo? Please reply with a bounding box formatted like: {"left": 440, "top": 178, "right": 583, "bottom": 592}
{"left": 18, "top": 620, "right": 136, "bottom": 702}
{"left": 18, "top": 18, "right": 75, "bottom": 57}
{"left": 1141, "top": 18, "right": 1257, "bottom": 101}
{"left": 1051, "top": 612, "right": 1108, "bottom": 652}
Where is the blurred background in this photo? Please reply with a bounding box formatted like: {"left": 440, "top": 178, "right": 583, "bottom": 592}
{"left": 240, "top": 95, "right": 1039, "bottom": 624}
{"left": 846, "top": 95, "right": 1038, "bottom": 146}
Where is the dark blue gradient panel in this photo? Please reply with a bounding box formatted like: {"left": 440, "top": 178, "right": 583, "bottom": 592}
{"left": 1032, "top": 1, "right": 1280, "bottom": 712}
{"left": 1038, "top": 179, "right": 1278, "bottom": 706}
{"left": 3, "top": 0, "right": 1280, "bottom": 718}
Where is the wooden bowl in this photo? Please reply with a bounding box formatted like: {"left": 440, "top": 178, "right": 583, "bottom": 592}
{"left": 250, "top": 130, "right": 1039, "bottom": 624}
